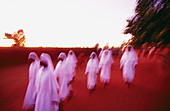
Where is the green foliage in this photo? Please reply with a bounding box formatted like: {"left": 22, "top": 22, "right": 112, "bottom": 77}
{"left": 124, "top": 0, "right": 170, "bottom": 47}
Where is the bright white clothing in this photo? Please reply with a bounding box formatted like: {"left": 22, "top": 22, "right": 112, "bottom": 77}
{"left": 99, "top": 49, "right": 114, "bottom": 83}
{"left": 85, "top": 52, "right": 99, "bottom": 89}
{"left": 23, "top": 52, "right": 40, "bottom": 109}
{"left": 54, "top": 52, "right": 70, "bottom": 101}
{"left": 65, "top": 50, "right": 77, "bottom": 82}
{"left": 120, "top": 45, "right": 138, "bottom": 83}
{"left": 35, "top": 53, "right": 60, "bottom": 111}
{"left": 99, "top": 49, "right": 104, "bottom": 59}
{"left": 54, "top": 61, "right": 65, "bottom": 86}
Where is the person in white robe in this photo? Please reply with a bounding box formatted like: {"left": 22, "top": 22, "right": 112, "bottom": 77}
{"left": 54, "top": 52, "right": 71, "bottom": 101}
{"left": 22, "top": 52, "right": 40, "bottom": 110}
{"left": 85, "top": 52, "right": 99, "bottom": 94}
{"left": 99, "top": 49, "right": 114, "bottom": 88}
{"left": 64, "top": 50, "right": 77, "bottom": 98}
{"left": 35, "top": 53, "right": 60, "bottom": 111}
{"left": 120, "top": 45, "right": 138, "bottom": 87}
{"left": 65, "top": 50, "right": 77, "bottom": 83}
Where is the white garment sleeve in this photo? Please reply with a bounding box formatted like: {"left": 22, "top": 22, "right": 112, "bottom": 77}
{"left": 54, "top": 63, "right": 60, "bottom": 79}
{"left": 35, "top": 66, "right": 44, "bottom": 93}
{"left": 85, "top": 61, "right": 90, "bottom": 75}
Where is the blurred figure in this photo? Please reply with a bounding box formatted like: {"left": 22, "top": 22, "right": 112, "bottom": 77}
{"left": 77, "top": 52, "right": 86, "bottom": 66}
{"left": 99, "top": 49, "right": 114, "bottom": 88}
{"left": 35, "top": 53, "right": 60, "bottom": 111}
{"left": 22, "top": 52, "right": 40, "bottom": 110}
{"left": 54, "top": 52, "right": 71, "bottom": 101}
{"left": 85, "top": 52, "right": 99, "bottom": 94}
{"left": 65, "top": 50, "right": 77, "bottom": 84}
{"left": 99, "top": 46, "right": 109, "bottom": 59}
{"left": 112, "top": 47, "right": 121, "bottom": 60}
{"left": 65, "top": 50, "right": 77, "bottom": 99}
{"left": 120, "top": 45, "right": 138, "bottom": 88}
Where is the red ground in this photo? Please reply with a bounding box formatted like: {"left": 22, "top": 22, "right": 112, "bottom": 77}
{"left": 0, "top": 50, "right": 170, "bottom": 111}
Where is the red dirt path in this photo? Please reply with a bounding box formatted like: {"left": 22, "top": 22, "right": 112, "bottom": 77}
{"left": 0, "top": 55, "right": 170, "bottom": 111}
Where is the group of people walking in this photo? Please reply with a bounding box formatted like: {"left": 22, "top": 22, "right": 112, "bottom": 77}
{"left": 85, "top": 49, "right": 113, "bottom": 93}
{"left": 23, "top": 50, "right": 77, "bottom": 111}
{"left": 22, "top": 45, "right": 138, "bottom": 111}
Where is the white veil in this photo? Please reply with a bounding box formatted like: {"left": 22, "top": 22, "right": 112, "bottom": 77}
{"left": 120, "top": 45, "right": 138, "bottom": 68}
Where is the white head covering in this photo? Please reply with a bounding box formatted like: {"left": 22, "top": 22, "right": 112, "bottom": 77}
{"left": 65, "top": 50, "right": 77, "bottom": 77}
{"left": 40, "top": 53, "right": 54, "bottom": 72}
{"left": 99, "top": 50, "right": 108, "bottom": 65}
{"left": 90, "top": 52, "right": 99, "bottom": 63}
{"left": 54, "top": 52, "right": 67, "bottom": 78}
{"left": 85, "top": 52, "right": 99, "bottom": 89}
{"left": 28, "top": 52, "right": 39, "bottom": 61}
{"left": 67, "top": 50, "right": 77, "bottom": 65}
{"left": 28, "top": 52, "right": 40, "bottom": 82}
{"left": 121, "top": 45, "right": 138, "bottom": 62}
{"left": 91, "top": 52, "right": 99, "bottom": 66}
{"left": 90, "top": 52, "right": 96, "bottom": 58}
{"left": 36, "top": 53, "right": 59, "bottom": 92}
{"left": 35, "top": 53, "right": 60, "bottom": 111}
{"left": 22, "top": 52, "right": 40, "bottom": 109}
{"left": 120, "top": 45, "right": 138, "bottom": 68}
{"left": 36, "top": 53, "right": 55, "bottom": 92}
{"left": 85, "top": 52, "right": 99, "bottom": 74}
{"left": 99, "top": 49, "right": 114, "bottom": 68}
{"left": 58, "top": 52, "right": 67, "bottom": 60}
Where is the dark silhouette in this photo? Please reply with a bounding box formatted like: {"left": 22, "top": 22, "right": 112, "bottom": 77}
{"left": 124, "top": 0, "right": 169, "bottom": 47}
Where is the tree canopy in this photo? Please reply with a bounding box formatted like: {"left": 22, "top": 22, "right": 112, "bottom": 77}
{"left": 124, "top": 0, "right": 169, "bottom": 47}
{"left": 4, "top": 29, "right": 26, "bottom": 47}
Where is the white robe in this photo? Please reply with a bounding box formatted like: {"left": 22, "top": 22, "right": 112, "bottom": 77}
{"left": 99, "top": 50, "right": 114, "bottom": 83}
{"left": 99, "top": 49, "right": 104, "bottom": 59}
{"left": 85, "top": 53, "right": 99, "bottom": 90}
{"left": 54, "top": 52, "right": 70, "bottom": 101}
{"left": 120, "top": 45, "right": 138, "bottom": 83}
{"left": 35, "top": 53, "right": 60, "bottom": 111}
{"left": 23, "top": 52, "right": 40, "bottom": 109}
{"left": 54, "top": 61, "right": 65, "bottom": 86}
{"left": 65, "top": 50, "right": 77, "bottom": 82}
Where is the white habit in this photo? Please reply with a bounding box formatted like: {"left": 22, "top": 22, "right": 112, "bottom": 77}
{"left": 35, "top": 53, "right": 60, "bottom": 111}
{"left": 54, "top": 52, "right": 70, "bottom": 101}
{"left": 23, "top": 52, "right": 40, "bottom": 109}
{"left": 120, "top": 45, "right": 138, "bottom": 83}
{"left": 99, "top": 49, "right": 114, "bottom": 83}
{"left": 65, "top": 50, "right": 77, "bottom": 82}
{"left": 85, "top": 52, "right": 99, "bottom": 90}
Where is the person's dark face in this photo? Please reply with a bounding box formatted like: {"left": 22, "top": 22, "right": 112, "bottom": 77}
{"left": 59, "top": 57, "right": 64, "bottom": 61}
{"left": 40, "top": 61, "right": 47, "bottom": 67}
{"left": 128, "top": 46, "right": 131, "bottom": 52}
{"left": 69, "top": 51, "right": 73, "bottom": 55}
{"left": 92, "top": 54, "right": 95, "bottom": 59}
{"left": 28, "top": 58, "right": 35, "bottom": 64}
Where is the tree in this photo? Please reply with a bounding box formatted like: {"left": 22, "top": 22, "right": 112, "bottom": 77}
{"left": 4, "top": 29, "right": 26, "bottom": 47}
{"left": 124, "top": 0, "right": 169, "bottom": 47}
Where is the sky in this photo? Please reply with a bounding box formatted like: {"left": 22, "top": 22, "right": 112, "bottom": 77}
{"left": 0, "top": 0, "right": 136, "bottom": 48}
